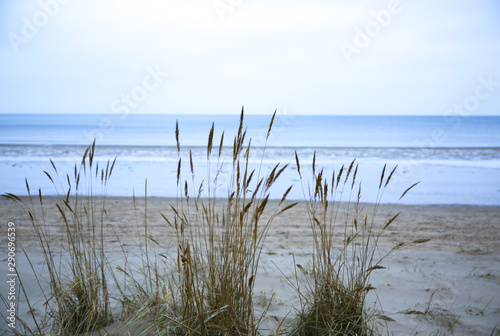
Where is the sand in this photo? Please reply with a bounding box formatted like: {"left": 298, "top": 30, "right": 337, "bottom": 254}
{"left": 1, "top": 196, "right": 499, "bottom": 335}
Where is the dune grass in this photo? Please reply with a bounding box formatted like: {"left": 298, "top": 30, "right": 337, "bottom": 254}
{"left": 3, "top": 141, "right": 116, "bottom": 335}
{"left": 0, "top": 110, "right": 426, "bottom": 336}
{"left": 121, "top": 110, "right": 297, "bottom": 335}
{"left": 287, "top": 155, "right": 425, "bottom": 335}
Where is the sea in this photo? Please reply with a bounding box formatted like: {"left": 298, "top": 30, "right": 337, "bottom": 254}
{"left": 1, "top": 114, "right": 499, "bottom": 205}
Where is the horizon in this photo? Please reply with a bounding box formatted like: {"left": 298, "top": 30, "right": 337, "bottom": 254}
{"left": 1, "top": 112, "right": 500, "bottom": 117}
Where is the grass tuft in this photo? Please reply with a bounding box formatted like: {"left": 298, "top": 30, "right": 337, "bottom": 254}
{"left": 153, "top": 108, "right": 295, "bottom": 335}
{"left": 3, "top": 141, "right": 116, "bottom": 335}
{"left": 287, "top": 154, "right": 418, "bottom": 336}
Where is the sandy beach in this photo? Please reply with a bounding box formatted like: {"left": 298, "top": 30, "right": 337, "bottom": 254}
{"left": 1, "top": 196, "right": 499, "bottom": 335}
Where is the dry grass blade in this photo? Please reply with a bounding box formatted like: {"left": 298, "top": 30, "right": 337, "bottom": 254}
{"left": 89, "top": 139, "right": 96, "bottom": 167}
{"left": 377, "top": 315, "right": 396, "bottom": 322}
{"left": 385, "top": 165, "right": 398, "bottom": 188}
{"left": 25, "top": 178, "right": 31, "bottom": 194}
{"left": 239, "top": 106, "right": 244, "bottom": 131}
{"left": 312, "top": 151, "right": 316, "bottom": 176}
{"left": 1, "top": 192, "right": 21, "bottom": 202}
{"left": 109, "top": 156, "right": 117, "bottom": 177}
{"left": 351, "top": 163, "right": 359, "bottom": 190}
{"left": 267, "top": 109, "right": 276, "bottom": 140}
{"left": 243, "top": 201, "right": 253, "bottom": 214}
{"left": 331, "top": 169, "right": 336, "bottom": 189}
{"left": 189, "top": 150, "right": 194, "bottom": 175}
{"left": 177, "top": 158, "right": 182, "bottom": 186}
{"left": 176, "top": 120, "right": 180, "bottom": 152}
{"left": 336, "top": 164, "right": 344, "bottom": 186}
{"left": 383, "top": 212, "right": 400, "bottom": 230}
{"left": 207, "top": 122, "right": 214, "bottom": 159}
{"left": 400, "top": 181, "right": 420, "bottom": 200}
{"left": 218, "top": 131, "right": 224, "bottom": 158}
{"left": 345, "top": 158, "right": 356, "bottom": 184}
{"left": 295, "top": 151, "right": 301, "bottom": 178}
{"left": 82, "top": 146, "right": 90, "bottom": 165}
{"left": 277, "top": 202, "right": 298, "bottom": 216}
{"left": 50, "top": 158, "right": 58, "bottom": 173}
{"left": 275, "top": 163, "right": 289, "bottom": 182}
{"left": 148, "top": 235, "right": 160, "bottom": 245}
{"left": 367, "top": 265, "right": 386, "bottom": 272}
{"left": 281, "top": 185, "right": 294, "bottom": 204}
{"left": 44, "top": 171, "right": 54, "bottom": 184}
{"left": 255, "top": 194, "right": 270, "bottom": 217}
{"left": 379, "top": 163, "right": 387, "bottom": 189}
{"left": 412, "top": 238, "right": 431, "bottom": 244}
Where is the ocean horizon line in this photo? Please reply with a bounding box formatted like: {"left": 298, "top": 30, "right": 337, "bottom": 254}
{"left": 1, "top": 113, "right": 500, "bottom": 118}
{"left": 2, "top": 143, "right": 500, "bottom": 150}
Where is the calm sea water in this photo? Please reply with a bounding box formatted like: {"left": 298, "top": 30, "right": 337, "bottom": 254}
{"left": 1, "top": 114, "right": 499, "bottom": 205}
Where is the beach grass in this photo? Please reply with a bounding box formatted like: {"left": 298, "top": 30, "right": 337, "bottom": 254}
{"left": 0, "top": 110, "right": 423, "bottom": 335}
{"left": 3, "top": 141, "right": 116, "bottom": 335}
{"left": 119, "top": 109, "right": 297, "bottom": 335}
{"left": 286, "top": 155, "right": 425, "bottom": 335}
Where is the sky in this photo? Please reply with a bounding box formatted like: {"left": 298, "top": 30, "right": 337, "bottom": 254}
{"left": 0, "top": 0, "right": 499, "bottom": 115}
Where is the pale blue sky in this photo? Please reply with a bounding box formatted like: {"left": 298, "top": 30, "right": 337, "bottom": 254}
{"left": 1, "top": 0, "right": 499, "bottom": 115}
